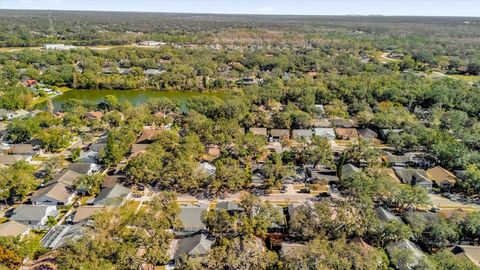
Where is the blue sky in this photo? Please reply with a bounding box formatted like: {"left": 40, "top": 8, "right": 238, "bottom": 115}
{"left": 1, "top": 0, "right": 479, "bottom": 16}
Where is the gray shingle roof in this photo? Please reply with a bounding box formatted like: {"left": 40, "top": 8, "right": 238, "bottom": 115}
{"left": 174, "top": 233, "right": 214, "bottom": 259}
{"left": 386, "top": 239, "right": 425, "bottom": 268}
{"left": 393, "top": 167, "right": 432, "bottom": 186}
{"left": 11, "top": 205, "right": 57, "bottom": 223}
{"left": 313, "top": 128, "right": 335, "bottom": 140}
{"left": 53, "top": 169, "right": 82, "bottom": 186}
{"left": 179, "top": 204, "right": 208, "bottom": 232}
{"left": 93, "top": 184, "right": 130, "bottom": 206}
{"left": 341, "top": 164, "right": 361, "bottom": 179}
{"left": 374, "top": 206, "right": 402, "bottom": 223}
{"left": 215, "top": 201, "right": 244, "bottom": 212}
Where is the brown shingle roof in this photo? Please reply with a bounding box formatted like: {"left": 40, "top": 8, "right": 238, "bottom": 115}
{"left": 136, "top": 129, "right": 163, "bottom": 144}
{"left": 426, "top": 166, "right": 457, "bottom": 186}
{"left": 72, "top": 206, "right": 104, "bottom": 224}
{"left": 0, "top": 220, "right": 29, "bottom": 237}
{"left": 270, "top": 129, "right": 290, "bottom": 138}
{"left": 249, "top": 128, "right": 268, "bottom": 136}
{"left": 335, "top": 128, "right": 359, "bottom": 140}
{"left": 31, "top": 182, "right": 72, "bottom": 203}
{"left": 84, "top": 111, "right": 104, "bottom": 121}
{"left": 102, "top": 175, "right": 126, "bottom": 189}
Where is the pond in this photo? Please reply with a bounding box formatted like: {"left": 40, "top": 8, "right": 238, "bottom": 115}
{"left": 42, "top": 89, "right": 227, "bottom": 111}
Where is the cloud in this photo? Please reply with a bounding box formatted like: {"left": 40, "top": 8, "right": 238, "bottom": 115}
{"left": 258, "top": 5, "right": 275, "bottom": 13}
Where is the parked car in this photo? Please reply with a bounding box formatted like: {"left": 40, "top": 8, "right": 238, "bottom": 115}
{"left": 317, "top": 192, "right": 331, "bottom": 198}
{"left": 298, "top": 188, "right": 311, "bottom": 194}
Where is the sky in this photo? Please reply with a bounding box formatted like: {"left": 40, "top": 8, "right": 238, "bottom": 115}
{"left": 1, "top": 0, "right": 479, "bottom": 17}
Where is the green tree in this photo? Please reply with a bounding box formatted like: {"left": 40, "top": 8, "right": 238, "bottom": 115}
{"left": 74, "top": 174, "right": 104, "bottom": 196}
{"left": 38, "top": 127, "right": 72, "bottom": 152}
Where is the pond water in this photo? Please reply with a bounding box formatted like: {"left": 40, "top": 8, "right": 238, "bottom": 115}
{"left": 43, "top": 89, "right": 227, "bottom": 111}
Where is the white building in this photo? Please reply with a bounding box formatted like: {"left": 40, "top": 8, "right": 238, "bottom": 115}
{"left": 44, "top": 44, "right": 77, "bottom": 50}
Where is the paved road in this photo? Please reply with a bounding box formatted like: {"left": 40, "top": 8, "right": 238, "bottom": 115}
{"left": 429, "top": 194, "right": 479, "bottom": 211}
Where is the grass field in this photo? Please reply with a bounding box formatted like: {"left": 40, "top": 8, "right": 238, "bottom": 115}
{"left": 447, "top": 74, "right": 480, "bottom": 82}
{"left": 31, "top": 86, "right": 73, "bottom": 106}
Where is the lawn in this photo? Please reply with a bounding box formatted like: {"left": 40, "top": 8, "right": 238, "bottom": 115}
{"left": 447, "top": 74, "right": 480, "bottom": 82}
{"left": 31, "top": 86, "right": 73, "bottom": 106}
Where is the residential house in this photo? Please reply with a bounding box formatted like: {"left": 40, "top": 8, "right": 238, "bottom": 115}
{"left": 198, "top": 162, "right": 216, "bottom": 176}
{"left": 23, "top": 79, "right": 38, "bottom": 87}
{"left": 382, "top": 152, "right": 423, "bottom": 167}
{"left": 172, "top": 233, "right": 214, "bottom": 260}
{"left": 292, "top": 129, "right": 313, "bottom": 141}
{"left": 270, "top": 129, "right": 290, "bottom": 141}
{"left": 374, "top": 206, "right": 402, "bottom": 223}
{"left": 358, "top": 128, "right": 378, "bottom": 140}
{"left": 6, "top": 144, "right": 38, "bottom": 156}
{"left": 268, "top": 206, "right": 286, "bottom": 233}
{"left": 52, "top": 169, "right": 82, "bottom": 186}
{"left": 0, "top": 220, "right": 29, "bottom": 237}
{"left": 41, "top": 224, "right": 84, "bottom": 249}
{"left": 313, "top": 128, "right": 336, "bottom": 140}
{"left": 136, "top": 129, "right": 163, "bottom": 144}
{"left": 93, "top": 184, "right": 131, "bottom": 206}
{"left": 204, "top": 145, "right": 221, "bottom": 161}
{"left": 84, "top": 111, "right": 104, "bottom": 121}
{"left": 367, "top": 167, "right": 401, "bottom": 183}
{"left": 249, "top": 128, "right": 268, "bottom": 138}
{"left": 393, "top": 167, "right": 433, "bottom": 190}
{"left": 44, "top": 44, "right": 77, "bottom": 50}
{"left": 341, "top": 164, "right": 361, "bottom": 180}
{"left": 89, "top": 143, "right": 106, "bottom": 153}
{"left": 215, "top": 201, "right": 244, "bottom": 214}
{"left": 139, "top": 41, "right": 166, "bottom": 47}
{"left": 0, "top": 155, "right": 29, "bottom": 166}
{"left": 287, "top": 203, "right": 302, "bottom": 222}
{"left": 350, "top": 237, "right": 375, "bottom": 251}
{"left": 251, "top": 173, "right": 266, "bottom": 186}
{"left": 10, "top": 205, "right": 58, "bottom": 227}
{"left": 31, "top": 182, "right": 75, "bottom": 206}
{"left": 330, "top": 118, "right": 358, "bottom": 128}
{"left": 312, "top": 118, "right": 332, "bottom": 128}
{"left": 71, "top": 206, "right": 104, "bottom": 224}
{"left": 130, "top": 143, "right": 149, "bottom": 158}
{"left": 265, "top": 141, "right": 285, "bottom": 154}
{"left": 11, "top": 110, "right": 30, "bottom": 119}
{"left": 335, "top": 128, "right": 359, "bottom": 140}
{"left": 144, "top": 69, "right": 164, "bottom": 76}
{"left": 101, "top": 175, "right": 126, "bottom": 189}
{"left": 306, "top": 166, "right": 339, "bottom": 184}
{"left": 403, "top": 211, "right": 439, "bottom": 228}
{"left": 426, "top": 166, "right": 457, "bottom": 190}
{"left": 379, "top": 129, "right": 402, "bottom": 140}
{"left": 386, "top": 240, "right": 425, "bottom": 270}
{"left": 280, "top": 242, "right": 306, "bottom": 258}
{"left": 178, "top": 204, "right": 209, "bottom": 234}
{"left": 451, "top": 245, "right": 480, "bottom": 267}
{"left": 77, "top": 143, "right": 106, "bottom": 163}
{"left": 68, "top": 163, "right": 101, "bottom": 175}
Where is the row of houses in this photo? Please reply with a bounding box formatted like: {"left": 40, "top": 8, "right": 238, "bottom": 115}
{"left": 248, "top": 127, "right": 377, "bottom": 141}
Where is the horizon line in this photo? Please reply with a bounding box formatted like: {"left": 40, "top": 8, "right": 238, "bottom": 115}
{"left": 1, "top": 8, "right": 480, "bottom": 18}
